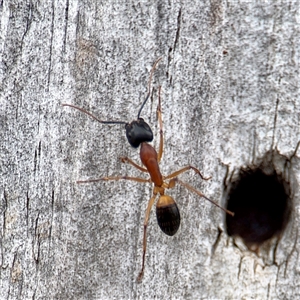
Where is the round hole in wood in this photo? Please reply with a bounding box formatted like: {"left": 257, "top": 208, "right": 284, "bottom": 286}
{"left": 225, "top": 165, "right": 292, "bottom": 249}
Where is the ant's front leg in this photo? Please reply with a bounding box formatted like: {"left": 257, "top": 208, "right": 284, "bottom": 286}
{"left": 157, "top": 86, "right": 164, "bottom": 163}
{"left": 119, "top": 156, "right": 148, "bottom": 173}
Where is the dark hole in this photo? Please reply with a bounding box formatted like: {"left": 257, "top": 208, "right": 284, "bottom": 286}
{"left": 226, "top": 168, "right": 291, "bottom": 248}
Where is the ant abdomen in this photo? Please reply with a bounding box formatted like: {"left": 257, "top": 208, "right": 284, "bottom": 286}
{"left": 156, "top": 195, "right": 180, "bottom": 236}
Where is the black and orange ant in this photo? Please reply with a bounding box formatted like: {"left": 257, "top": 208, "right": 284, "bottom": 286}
{"left": 63, "top": 58, "right": 234, "bottom": 281}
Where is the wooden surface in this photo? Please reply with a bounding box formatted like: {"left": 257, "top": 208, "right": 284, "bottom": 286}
{"left": 1, "top": 1, "right": 300, "bottom": 299}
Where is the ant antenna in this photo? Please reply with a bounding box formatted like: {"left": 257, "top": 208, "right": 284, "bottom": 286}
{"left": 61, "top": 104, "right": 127, "bottom": 125}
{"left": 63, "top": 58, "right": 162, "bottom": 125}
{"left": 137, "top": 57, "right": 162, "bottom": 119}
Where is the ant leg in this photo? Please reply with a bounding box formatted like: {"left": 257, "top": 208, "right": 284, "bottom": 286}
{"left": 137, "top": 192, "right": 157, "bottom": 282}
{"left": 157, "top": 86, "right": 164, "bottom": 163}
{"left": 120, "top": 156, "right": 148, "bottom": 173}
{"left": 164, "top": 165, "right": 211, "bottom": 181}
{"left": 77, "top": 176, "right": 150, "bottom": 184}
{"left": 174, "top": 178, "right": 234, "bottom": 216}
{"left": 147, "top": 58, "right": 162, "bottom": 95}
{"left": 137, "top": 58, "right": 162, "bottom": 119}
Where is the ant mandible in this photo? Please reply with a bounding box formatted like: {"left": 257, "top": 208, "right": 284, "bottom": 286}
{"left": 62, "top": 58, "right": 234, "bottom": 282}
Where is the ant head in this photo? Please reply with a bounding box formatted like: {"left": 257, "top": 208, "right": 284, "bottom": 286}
{"left": 125, "top": 57, "right": 161, "bottom": 148}
{"left": 63, "top": 58, "right": 162, "bottom": 149}
{"left": 125, "top": 118, "right": 153, "bottom": 148}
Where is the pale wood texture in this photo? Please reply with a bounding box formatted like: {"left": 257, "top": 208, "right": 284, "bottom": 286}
{"left": 1, "top": 1, "right": 300, "bottom": 299}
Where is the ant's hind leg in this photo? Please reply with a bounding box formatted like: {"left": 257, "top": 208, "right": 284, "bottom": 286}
{"left": 174, "top": 178, "right": 234, "bottom": 216}
{"left": 77, "top": 176, "right": 150, "bottom": 184}
{"left": 137, "top": 193, "right": 157, "bottom": 282}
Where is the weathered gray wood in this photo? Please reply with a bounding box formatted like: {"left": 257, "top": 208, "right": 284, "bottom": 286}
{"left": 1, "top": 1, "right": 300, "bottom": 299}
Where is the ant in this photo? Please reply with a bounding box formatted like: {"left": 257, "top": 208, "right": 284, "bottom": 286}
{"left": 62, "top": 58, "right": 234, "bottom": 281}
